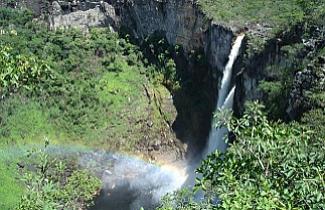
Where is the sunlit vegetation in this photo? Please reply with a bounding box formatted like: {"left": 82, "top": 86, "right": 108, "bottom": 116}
{"left": 198, "top": 0, "right": 304, "bottom": 30}
{"left": 1, "top": 1, "right": 324, "bottom": 209}
{"left": 17, "top": 143, "right": 101, "bottom": 210}
{"left": 159, "top": 2, "right": 325, "bottom": 209}
{"left": 0, "top": 7, "right": 177, "bottom": 209}
{"left": 0, "top": 7, "right": 174, "bottom": 147}
{"left": 159, "top": 102, "right": 325, "bottom": 209}
{"left": 198, "top": 0, "right": 325, "bottom": 54}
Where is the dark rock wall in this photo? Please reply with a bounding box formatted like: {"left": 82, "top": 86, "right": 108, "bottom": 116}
{"left": 1, "top": 0, "right": 259, "bottom": 154}
{"left": 45, "top": 0, "right": 234, "bottom": 71}
{"left": 3, "top": 0, "right": 237, "bottom": 153}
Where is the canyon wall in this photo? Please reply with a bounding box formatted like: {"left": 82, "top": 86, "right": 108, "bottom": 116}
{"left": 45, "top": 0, "right": 234, "bottom": 72}
{"left": 29, "top": 0, "right": 238, "bottom": 152}
{"left": 2, "top": 0, "right": 269, "bottom": 152}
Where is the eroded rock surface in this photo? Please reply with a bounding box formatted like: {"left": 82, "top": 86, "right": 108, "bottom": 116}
{"left": 45, "top": 0, "right": 234, "bottom": 72}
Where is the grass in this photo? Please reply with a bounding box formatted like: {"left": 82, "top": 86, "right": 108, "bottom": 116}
{"left": 197, "top": 0, "right": 304, "bottom": 32}
{"left": 0, "top": 97, "right": 54, "bottom": 209}
{"left": 0, "top": 8, "right": 180, "bottom": 208}
{"left": 0, "top": 97, "right": 54, "bottom": 145}
{"left": 197, "top": 0, "right": 324, "bottom": 54}
{"left": 199, "top": 0, "right": 304, "bottom": 27}
{"left": 4, "top": 22, "right": 173, "bottom": 150}
{"left": 0, "top": 162, "right": 24, "bottom": 209}
{"left": 0, "top": 151, "right": 24, "bottom": 210}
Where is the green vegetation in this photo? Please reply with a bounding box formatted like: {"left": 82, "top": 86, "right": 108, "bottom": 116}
{"left": 258, "top": 22, "right": 324, "bottom": 121}
{"left": 141, "top": 35, "right": 180, "bottom": 92}
{"left": 159, "top": 3, "right": 325, "bottom": 208}
{"left": 0, "top": 7, "right": 33, "bottom": 27}
{"left": 17, "top": 142, "right": 101, "bottom": 210}
{"left": 0, "top": 7, "right": 172, "bottom": 148}
{"left": 0, "top": 161, "right": 24, "bottom": 209}
{"left": 0, "top": 46, "right": 51, "bottom": 97}
{"left": 1, "top": 1, "right": 324, "bottom": 209}
{"left": 159, "top": 102, "right": 325, "bottom": 209}
{"left": 0, "top": 97, "right": 53, "bottom": 144}
{"left": 198, "top": 0, "right": 304, "bottom": 30}
{"left": 198, "top": 103, "right": 324, "bottom": 209}
{"left": 198, "top": 0, "right": 325, "bottom": 54}
{"left": 258, "top": 43, "right": 305, "bottom": 120}
{"left": 0, "top": 8, "right": 178, "bottom": 209}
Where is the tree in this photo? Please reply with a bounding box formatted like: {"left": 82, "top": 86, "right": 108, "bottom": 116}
{"left": 196, "top": 102, "right": 325, "bottom": 209}
{"left": 159, "top": 102, "right": 325, "bottom": 209}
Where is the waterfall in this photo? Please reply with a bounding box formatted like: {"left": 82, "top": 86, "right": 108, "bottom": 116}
{"left": 217, "top": 34, "right": 245, "bottom": 108}
{"left": 222, "top": 86, "right": 236, "bottom": 109}
{"left": 204, "top": 34, "right": 245, "bottom": 156}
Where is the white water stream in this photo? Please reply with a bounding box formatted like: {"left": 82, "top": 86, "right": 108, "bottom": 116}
{"left": 90, "top": 34, "right": 245, "bottom": 209}
{"left": 205, "top": 34, "right": 245, "bottom": 156}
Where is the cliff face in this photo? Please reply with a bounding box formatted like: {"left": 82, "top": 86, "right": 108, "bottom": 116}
{"left": 47, "top": 0, "right": 234, "bottom": 72}
{"left": 11, "top": 0, "right": 236, "bottom": 152}
{"left": 115, "top": 0, "right": 234, "bottom": 71}
{"left": 234, "top": 39, "right": 280, "bottom": 115}
{"left": 41, "top": 0, "right": 238, "bottom": 151}
{"left": 9, "top": 0, "right": 303, "bottom": 150}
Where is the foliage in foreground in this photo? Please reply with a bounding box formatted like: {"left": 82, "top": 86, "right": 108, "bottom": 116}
{"left": 17, "top": 142, "right": 101, "bottom": 210}
{"left": 159, "top": 102, "right": 325, "bottom": 209}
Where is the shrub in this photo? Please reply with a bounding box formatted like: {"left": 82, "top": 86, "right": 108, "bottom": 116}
{"left": 159, "top": 102, "right": 325, "bottom": 210}
{"left": 17, "top": 142, "right": 101, "bottom": 210}
{"left": 195, "top": 102, "right": 325, "bottom": 209}
{"left": 0, "top": 45, "right": 52, "bottom": 97}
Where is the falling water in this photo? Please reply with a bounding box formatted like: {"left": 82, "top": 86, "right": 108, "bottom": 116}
{"left": 217, "top": 34, "right": 245, "bottom": 108}
{"left": 86, "top": 34, "right": 244, "bottom": 209}
{"left": 205, "top": 34, "right": 245, "bottom": 156}
{"left": 222, "top": 86, "right": 236, "bottom": 110}
{"left": 79, "top": 35, "right": 245, "bottom": 209}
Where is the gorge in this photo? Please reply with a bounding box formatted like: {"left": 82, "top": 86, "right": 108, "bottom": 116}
{"left": 1, "top": 1, "right": 249, "bottom": 207}
{"left": 89, "top": 32, "right": 246, "bottom": 210}
{"left": 0, "top": 0, "right": 324, "bottom": 210}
